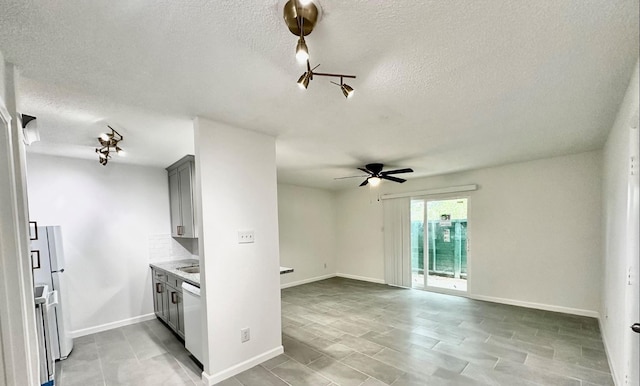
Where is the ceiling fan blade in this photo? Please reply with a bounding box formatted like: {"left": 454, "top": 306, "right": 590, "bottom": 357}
{"left": 381, "top": 168, "right": 414, "bottom": 175}
{"left": 381, "top": 175, "right": 406, "bottom": 183}
{"left": 359, "top": 179, "right": 369, "bottom": 187}
{"left": 334, "top": 175, "right": 369, "bottom": 180}
{"left": 358, "top": 168, "right": 373, "bottom": 175}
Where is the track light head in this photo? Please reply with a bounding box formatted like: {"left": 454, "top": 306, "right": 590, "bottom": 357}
{"left": 295, "top": 37, "right": 309, "bottom": 64}
{"left": 297, "top": 72, "right": 311, "bottom": 89}
{"left": 341, "top": 83, "right": 354, "bottom": 99}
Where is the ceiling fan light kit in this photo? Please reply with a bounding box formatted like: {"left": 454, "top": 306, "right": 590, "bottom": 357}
{"left": 283, "top": 0, "right": 357, "bottom": 99}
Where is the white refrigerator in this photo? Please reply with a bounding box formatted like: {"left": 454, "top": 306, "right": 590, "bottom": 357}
{"left": 31, "top": 226, "right": 74, "bottom": 360}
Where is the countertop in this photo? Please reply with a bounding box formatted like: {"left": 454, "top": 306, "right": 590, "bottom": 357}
{"left": 150, "top": 259, "right": 200, "bottom": 287}
{"left": 150, "top": 260, "right": 293, "bottom": 286}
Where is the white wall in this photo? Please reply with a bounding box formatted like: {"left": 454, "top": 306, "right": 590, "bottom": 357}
{"left": 601, "top": 61, "right": 639, "bottom": 386}
{"left": 194, "top": 118, "right": 282, "bottom": 385}
{"left": 278, "top": 184, "right": 336, "bottom": 287}
{"left": 336, "top": 151, "right": 603, "bottom": 315}
{"left": 0, "top": 53, "right": 5, "bottom": 103}
{"left": 25, "top": 153, "right": 180, "bottom": 335}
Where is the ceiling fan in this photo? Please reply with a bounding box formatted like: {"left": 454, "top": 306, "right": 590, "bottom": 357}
{"left": 336, "top": 163, "right": 414, "bottom": 187}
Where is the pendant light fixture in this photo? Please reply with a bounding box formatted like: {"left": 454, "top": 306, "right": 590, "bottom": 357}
{"left": 283, "top": 0, "right": 357, "bottom": 99}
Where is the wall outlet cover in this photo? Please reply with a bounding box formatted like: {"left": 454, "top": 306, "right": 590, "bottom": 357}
{"left": 241, "top": 327, "right": 250, "bottom": 343}
{"left": 238, "top": 230, "right": 255, "bottom": 244}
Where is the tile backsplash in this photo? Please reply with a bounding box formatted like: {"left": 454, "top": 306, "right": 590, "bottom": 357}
{"left": 148, "top": 234, "right": 199, "bottom": 263}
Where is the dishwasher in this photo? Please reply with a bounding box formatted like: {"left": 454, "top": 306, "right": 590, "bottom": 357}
{"left": 34, "top": 284, "right": 57, "bottom": 386}
{"left": 181, "top": 282, "right": 202, "bottom": 364}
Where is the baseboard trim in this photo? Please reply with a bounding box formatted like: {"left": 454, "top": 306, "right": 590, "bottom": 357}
{"left": 202, "top": 345, "right": 284, "bottom": 385}
{"left": 70, "top": 313, "right": 157, "bottom": 338}
{"left": 469, "top": 294, "right": 599, "bottom": 318}
{"left": 598, "top": 318, "right": 620, "bottom": 386}
{"left": 336, "top": 273, "right": 385, "bottom": 284}
{"left": 281, "top": 274, "right": 336, "bottom": 289}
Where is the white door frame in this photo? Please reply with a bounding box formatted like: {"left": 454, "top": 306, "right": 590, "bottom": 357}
{"left": 0, "top": 61, "right": 40, "bottom": 386}
{"left": 624, "top": 120, "right": 639, "bottom": 386}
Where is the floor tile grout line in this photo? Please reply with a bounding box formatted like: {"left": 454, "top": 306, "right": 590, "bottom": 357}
{"left": 95, "top": 340, "right": 108, "bottom": 386}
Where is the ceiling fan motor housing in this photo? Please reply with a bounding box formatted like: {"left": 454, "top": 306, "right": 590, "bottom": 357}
{"left": 365, "top": 163, "right": 384, "bottom": 176}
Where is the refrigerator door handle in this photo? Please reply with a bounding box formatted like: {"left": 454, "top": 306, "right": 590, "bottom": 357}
{"left": 29, "top": 221, "right": 38, "bottom": 240}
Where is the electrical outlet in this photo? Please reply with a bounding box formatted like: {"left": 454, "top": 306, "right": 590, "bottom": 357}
{"left": 241, "top": 327, "right": 250, "bottom": 343}
{"left": 238, "top": 230, "right": 255, "bottom": 244}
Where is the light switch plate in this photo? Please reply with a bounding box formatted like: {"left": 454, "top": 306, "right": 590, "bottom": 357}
{"left": 238, "top": 230, "right": 255, "bottom": 244}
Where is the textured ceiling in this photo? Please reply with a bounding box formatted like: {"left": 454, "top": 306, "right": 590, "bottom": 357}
{"left": 0, "top": 0, "right": 638, "bottom": 189}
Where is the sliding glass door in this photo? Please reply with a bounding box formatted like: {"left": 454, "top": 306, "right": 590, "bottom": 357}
{"left": 411, "top": 197, "right": 468, "bottom": 292}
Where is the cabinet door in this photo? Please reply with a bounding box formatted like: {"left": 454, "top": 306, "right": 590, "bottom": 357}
{"left": 168, "top": 169, "right": 181, "bottom": 237}
{"left": 177, "top": 163, "right": 194, "bottom": 237}
{"left": 152, "top": 276, "right": 162, "bottom": 318}
{"left": 153, "top": 276, "right": 168, "bottom": 322}
{"left": 176, "top": 291, "right": 184, "bottom": 338}
{"left": 166, "top": 286, "right": 179, "bottom": 331}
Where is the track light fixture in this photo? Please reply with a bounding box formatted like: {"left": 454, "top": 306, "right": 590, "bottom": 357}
{"left": 95, "top": 126, "right": 124, "bottom": 166}
{"left": 283, "top": 0, "right": 357, "bottom": 98}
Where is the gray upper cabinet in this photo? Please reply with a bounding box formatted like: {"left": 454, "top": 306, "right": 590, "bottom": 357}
{"left": 167, "top": 155, "right": 197, "bottom": 238}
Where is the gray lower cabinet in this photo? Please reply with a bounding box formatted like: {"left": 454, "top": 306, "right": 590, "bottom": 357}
{"left": 152, "top": 268, "right": 185, "bottom": 339}
{"left": 165, "top": 284, "right": 184, "bottom": 338}
{"left": 152, "top": 275, "right": 168, "bottom": 321}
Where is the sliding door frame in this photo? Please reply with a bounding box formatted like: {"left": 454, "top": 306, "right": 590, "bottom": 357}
{"left": 412, "top": 193, "right": 472, "bottom": 297}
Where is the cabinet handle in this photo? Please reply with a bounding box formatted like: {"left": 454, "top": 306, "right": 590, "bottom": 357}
{"left": 177, "top": 225, "right": 184, "bottom": 236}
{"left": 156, "top": 283, "right": 163, "bottom": 293}
{"left": 171, "top": 292, "right": 177, "bottom": 304}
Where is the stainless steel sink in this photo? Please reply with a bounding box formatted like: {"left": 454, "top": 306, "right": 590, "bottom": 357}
{"left": 178, "top": 266, "right": 200, "bottom": 274}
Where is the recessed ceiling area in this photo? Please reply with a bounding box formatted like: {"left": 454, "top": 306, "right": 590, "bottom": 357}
{"left": 0, "top": 1, "right": 637, "bottom": 188}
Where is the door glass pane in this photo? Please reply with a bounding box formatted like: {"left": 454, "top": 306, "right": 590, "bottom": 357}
{"left": 426, "top": 198, "right": 467, "bottom": 291}
{"left": 410, "top": 200, "right": 425, "bottom": 289}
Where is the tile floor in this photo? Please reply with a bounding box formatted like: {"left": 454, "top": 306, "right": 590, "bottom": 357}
{"left": 57, "top": 278, "right": 613, "bottom": 385}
